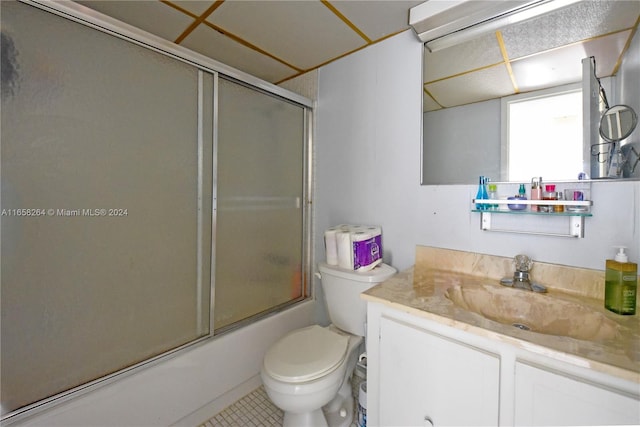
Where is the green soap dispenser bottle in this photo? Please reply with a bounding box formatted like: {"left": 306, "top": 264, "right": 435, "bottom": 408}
{"left": 605, "top": 247, "right": 637, "bottom": 315}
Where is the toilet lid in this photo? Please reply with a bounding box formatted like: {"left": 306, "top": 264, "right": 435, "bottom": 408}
{"left": 263, "top": 325, "right": 349, "bottom": 383}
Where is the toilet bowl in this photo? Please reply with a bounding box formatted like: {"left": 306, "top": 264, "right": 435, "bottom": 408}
{"left": 261, "top": 325, "right": 361, "bottom": 427}
{"left": 261, "top": 262, "right": 396, "bottom": 427}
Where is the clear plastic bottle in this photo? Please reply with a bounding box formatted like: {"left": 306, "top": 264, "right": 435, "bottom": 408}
{"left": 605, "top": 247, "right": 637, "bottom": 315}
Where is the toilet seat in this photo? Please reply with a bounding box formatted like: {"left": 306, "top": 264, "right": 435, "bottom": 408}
{"left": 263, "top": 325, "right": 349, "bottom": 383}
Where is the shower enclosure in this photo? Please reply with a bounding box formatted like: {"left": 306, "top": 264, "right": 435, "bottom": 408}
{"left": 1, "top": 0, "right": 312, "bottom": 420}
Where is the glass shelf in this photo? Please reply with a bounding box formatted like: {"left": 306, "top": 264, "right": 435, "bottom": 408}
{"left": 472, "top": 198, "right": 592, "bottom": 207}
{"left": 471, "top": 199, "right": 593, "bottom": 238}
{"left": 471, "top": 182, "right": 593, "bottom": 238}
{"left": 471, "top": 208, "right": 592, "bottom": 217}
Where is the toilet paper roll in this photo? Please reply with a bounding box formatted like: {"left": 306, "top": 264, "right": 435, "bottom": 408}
{"left": 324, "top": 225, "right": 351, "bottom": 265}
{"left": 362, "top": 225, "right": 381, "bottom": 235}
{"left": 333, "top": 225, "right": 383, "bottom": 271}
{"left": 324, "top": 227, "right": 341, "bottom": 265}
{"left": 336, "top": 230, "right": 354, "bottom": 269}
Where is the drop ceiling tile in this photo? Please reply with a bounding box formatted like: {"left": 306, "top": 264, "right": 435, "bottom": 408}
{"left": 330, "top": 1, "right": 423, "bottom": 41}
{"left": 76, "top": 1, "right": 193, "bottom": 42}
{"left": 423, "top": 32, "right": 504, "bottom": 83}
{"left": 423, "top": 91, "right": 442, "bottom": 112}
{"left": 206, "top": 0, "right": 367, "bottom": 70}
{"left": 502, "top": 0, "right": 640, "bottom": 60}
{"left": 426, "top": 65, "right": 515, "bottom": 108}
{"left": 169, "top": 1, "right": 215, "bottom": 16}
{"left": 512, "top": 30, "right": 632, "bottom": 93}
{"left": 181, "top": 24, "right": 297, "bottom": 83}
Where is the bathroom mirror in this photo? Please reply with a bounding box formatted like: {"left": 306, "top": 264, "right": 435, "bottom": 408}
{"left": 599, "top": 105, "right": 638, "bottom": 142}
{"left": 419, "top": 0, "right": 640, "bottom": 185}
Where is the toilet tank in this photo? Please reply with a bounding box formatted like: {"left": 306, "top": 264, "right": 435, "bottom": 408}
{"left": 318, "top": 262, "right": 396, "bottom": 336}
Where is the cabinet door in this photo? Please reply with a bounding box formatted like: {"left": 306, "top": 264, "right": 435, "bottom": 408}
{"left": 379, "top": 316, "right": 500, "bottom": 426}
{"left": 515, "top": 361, "right": 640, "bottom": 426}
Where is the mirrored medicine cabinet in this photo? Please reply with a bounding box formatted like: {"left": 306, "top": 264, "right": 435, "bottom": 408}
{"left": 418, "top": 0, "right": 640, "bottom": 185}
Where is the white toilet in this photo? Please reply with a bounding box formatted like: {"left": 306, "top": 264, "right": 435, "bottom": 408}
{"left": 261, "top": 262, "right": 396, "bottom": 427}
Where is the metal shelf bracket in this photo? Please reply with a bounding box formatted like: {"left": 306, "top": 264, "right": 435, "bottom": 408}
{"left": 478, "top": 211, "right": 586, "bottom": 238}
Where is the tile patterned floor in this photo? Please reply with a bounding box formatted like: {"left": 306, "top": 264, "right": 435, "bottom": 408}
{"left": 200, "top": 386, "right": 283, "bottom": 427}
{"left": 200, "top": 374, "right": 365, "bottom": 427}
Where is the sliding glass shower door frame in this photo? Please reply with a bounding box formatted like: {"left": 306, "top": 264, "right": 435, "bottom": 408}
{"left": 211, "top": 75, "right": 313, "bottom": 334}
{"left": 2, "top": 0, "right": 313, "bottom": 422}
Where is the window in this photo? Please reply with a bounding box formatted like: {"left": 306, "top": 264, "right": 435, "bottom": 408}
{"left": 502, "top": 84, "right": 583, "bottom": 182}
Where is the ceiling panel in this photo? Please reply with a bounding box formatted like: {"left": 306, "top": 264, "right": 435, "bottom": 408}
{"left": 170, "top": 1, "right": 214, "bottom": 16}
{"left": 76, "top": 1, "right": 193, "bottom": 41}
{"left": 502, "top": 0, "right": 640, "bottom": 60}
{"left": 421, "top": 0, "right": 639, "bottom": 111}
{"left": 426, "top": 64, "right": 515, "bottom": 109}
{"left": 331, "top": 1, "right": 423, "bottom": 41}
{"left": 424, "top": 31, "right": 504, "bottom": 83}
{"left": 181, "top": 24, "right": 298, "bottom": 82}
{"left": 512, "top": 30, "right": 632, "bottom": 92}
{"left": 72, "top": 0, "right": 639, "bottom": 111}
{"left": 207, "top": 0, "right": 367, "bottom": 71}
{"left": 423, "top": 91, "right": 442, "bottom": 112}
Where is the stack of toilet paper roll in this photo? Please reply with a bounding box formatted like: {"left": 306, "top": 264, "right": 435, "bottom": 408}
{"left": 324, "top": 224, "right": 382, "bottom": 272}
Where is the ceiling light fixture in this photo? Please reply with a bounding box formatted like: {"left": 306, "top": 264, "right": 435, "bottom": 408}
{"left": 410, "top": 0, "right": 582, "bottom": 52}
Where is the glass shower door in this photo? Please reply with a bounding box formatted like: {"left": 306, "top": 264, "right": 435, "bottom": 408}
{"left": 1, "top": 1, "right": 212, "bottom": 417}
{"left": 214, "top": 78, "right": 306, "bottom": 331}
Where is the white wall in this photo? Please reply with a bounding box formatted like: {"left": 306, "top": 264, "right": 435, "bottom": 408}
{"left": 315, "top": 30, "right": 424, "bottom": 273}
{"left": 316, "top": 30, "right": 640, "bottom": 275}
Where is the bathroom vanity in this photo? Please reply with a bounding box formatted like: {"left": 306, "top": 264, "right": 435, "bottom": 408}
{"left": 363, "top": 246, "right": 640, "bottom": 426}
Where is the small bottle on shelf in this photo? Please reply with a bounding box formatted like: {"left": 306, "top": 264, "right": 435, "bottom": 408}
{"left": 554, "top": 192, "right": 564, "bottom": 212}
{"left": 541, "top": 184, "right": 556, "bottom": 212}
{"left": 487, "top": 183, "right": 498, "bottom": 210}
{"left": 565, "top": 189, "right": 588, "bottom": 212}
{"left": 518, "top": 184, "right": 526, "bottom": 198}
{"left": 530, "top": 177, "right": 542, "bottom": 212}
{"left": 475, "top": 176, "right": 488, "bottom": 210}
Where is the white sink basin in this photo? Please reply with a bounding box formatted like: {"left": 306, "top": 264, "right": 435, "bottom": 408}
{"left": 445, "top": 284, "right": 620, "bottom": 341}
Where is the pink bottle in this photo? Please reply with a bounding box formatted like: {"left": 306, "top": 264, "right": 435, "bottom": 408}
{"left": 530, "top": 177, "right": 542, "bottom": 212}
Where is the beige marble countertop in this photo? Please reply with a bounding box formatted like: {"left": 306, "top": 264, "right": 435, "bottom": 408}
{"left": 362, "top": 246, "right": 640, "bottom": 384}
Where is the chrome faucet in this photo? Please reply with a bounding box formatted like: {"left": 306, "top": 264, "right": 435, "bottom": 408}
{"left": 500, "top": 254, "right": 547, "bottom": 293}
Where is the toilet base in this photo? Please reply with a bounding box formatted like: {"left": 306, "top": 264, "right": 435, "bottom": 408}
{"left": 282, "top": 376, "right": 354, "bottom": 427}
{"left": 283, "top": 409, "right": 328, "bottom": 427}
{"left": 323, "top": 377, "right": 354, "bottom": 427}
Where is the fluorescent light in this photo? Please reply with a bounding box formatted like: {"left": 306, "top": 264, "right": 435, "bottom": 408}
{"left": 410, "top": 0, "right": 582, "bottom": 52}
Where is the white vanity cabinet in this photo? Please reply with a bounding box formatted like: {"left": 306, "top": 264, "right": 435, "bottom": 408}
{"left": 514, "top": 361, "right": 640, "bottom": 426}
{"left": 367, "top": 302, "right": 640, "bottom": 427}
{"left": 379, "top": 316, "right": 500, "bottom": 426}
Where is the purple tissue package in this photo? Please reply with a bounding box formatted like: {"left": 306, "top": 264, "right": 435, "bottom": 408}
{"left": 352, "top": 234, "right": 382, "bottom": 271}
